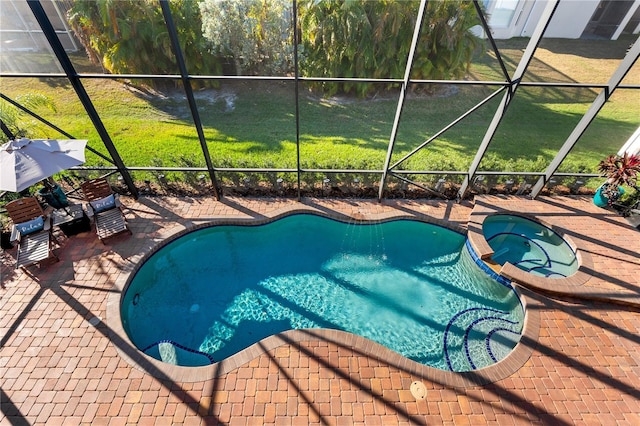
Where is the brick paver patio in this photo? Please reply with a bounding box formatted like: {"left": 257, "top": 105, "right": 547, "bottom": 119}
{"left": 1, "top": 195, "right": 639, "bottom": 425}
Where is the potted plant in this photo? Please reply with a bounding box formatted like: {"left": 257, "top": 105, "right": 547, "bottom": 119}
{"left": 594, "top": 153, "right": 640, "bottom": 207}
{"left": 613, "top": 186, "right": 640, "bottom": 217}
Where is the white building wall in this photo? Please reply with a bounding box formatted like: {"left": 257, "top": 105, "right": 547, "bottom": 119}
{"left": 618, "top": 127, "right": 640, "bottom": 156}
{"left": 612, "top": 1, "right": 640, "bottom": 40}
{"left": 520, "top": 0, "right": 600, "bottom": 38}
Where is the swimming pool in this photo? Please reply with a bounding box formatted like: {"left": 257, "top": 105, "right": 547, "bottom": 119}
{"left": 121, "top": 214, "right": 524, "bottom": 372}
{"left": 482, "top": 214, "right": 578, "bottom": 278}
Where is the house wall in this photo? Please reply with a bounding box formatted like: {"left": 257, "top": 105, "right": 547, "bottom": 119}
{"left": 520, "top": 0, "right": 600, "bottom": 38}
{"left": 497, "top": 0, "right": 640, "bottom": 40}
{"left": 618, "top": 127, "right": 640, "bottom": 156}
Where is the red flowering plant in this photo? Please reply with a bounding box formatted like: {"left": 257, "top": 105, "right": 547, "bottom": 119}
{"left": 597, "top": 153, "right": 640, "bottom": 205}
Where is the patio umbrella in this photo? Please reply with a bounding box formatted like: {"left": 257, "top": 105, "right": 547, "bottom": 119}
{"left": 0, "top": 138, "right": 88, "bottom": 193}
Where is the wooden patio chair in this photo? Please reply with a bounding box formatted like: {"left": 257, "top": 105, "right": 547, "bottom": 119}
{"left": 80, "top": 177, "right": 131, "bottom": 243}
{"left": 5, "top": 197, "right": 59, "bottom": 269}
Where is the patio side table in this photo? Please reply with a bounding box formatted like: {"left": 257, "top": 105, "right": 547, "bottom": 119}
{"left": 52, "top": 204, "right": 90, "bottom": 236}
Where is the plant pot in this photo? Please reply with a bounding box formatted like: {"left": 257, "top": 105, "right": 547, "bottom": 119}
{"left": 1, "top": 231, "right": 14, "bottom": 249}
{"left": 38, "top": 184, "right": 69, "bottom": 209}
{"left": 593, "top": 184, "right": 625, "bottom": 207}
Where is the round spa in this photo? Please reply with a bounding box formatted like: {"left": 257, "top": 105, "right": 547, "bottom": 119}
{"left": 121, "top": 214, "right": 524, "bottom": 373}
{"left": 482, "top": 214, "right": 578, "bottom": 278}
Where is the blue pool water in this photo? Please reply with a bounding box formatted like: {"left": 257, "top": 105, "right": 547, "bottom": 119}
{"left": 122, "top": 214, "right": 524, "bottom": 372}
{"left": 483, "top": 214, "right": 578, "bottom": 278}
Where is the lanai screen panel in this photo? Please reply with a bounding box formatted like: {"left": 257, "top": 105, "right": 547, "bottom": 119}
{"left": 522, "top": 36, "right": 638, "bottom": 86}
{"left": 297, "top": 83, "right": 398, "bottom": 171}
{"left": 79, "top": 77, "right": 203, "bottom": 171}
{"left": 63, "top": 0, "right": 181, "bottom": 76}
{"left": 560, "top": 88, "right": 640, "bottom": 165}
{"left": 0, "top": 0, "right": 64, "bottom": 74}
{"left": 201, "top": 80, "right": 298, "bottom": 170}
{"left": 390, "top": 83, "right": 505, "bottom": 176}
{"left": 511, "top": 21, "right": 640, "bottom": 176}
{"left": 196, "top": 0, "right": 295, "bottom": 78}
{"left": 476, "top": 87, "right": 593, "bottom": 173}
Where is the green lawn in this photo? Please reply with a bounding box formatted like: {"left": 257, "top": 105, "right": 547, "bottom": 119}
{"left": 2, "top": 36, "right": 638, "bottom": 191}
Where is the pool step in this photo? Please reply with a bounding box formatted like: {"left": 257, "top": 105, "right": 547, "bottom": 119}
{"left": 141, "top": 339, "right": 215, "bottom": 366}
{"left": 443, "top": 307, "right": 522, "bottom": 372}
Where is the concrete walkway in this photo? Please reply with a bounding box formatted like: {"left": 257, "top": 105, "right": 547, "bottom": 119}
{"left": 1, "top": 195, "right": 639, "bottom": 425}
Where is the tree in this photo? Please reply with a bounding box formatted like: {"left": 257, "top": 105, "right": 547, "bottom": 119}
{"left": 68, "top": 0, "right": 221, "bottom": 87}
{"left": 412, "top": 0, "right": 483, "bottom": 81}
{"left": 298, "top": 0, "right": 483, "bottom": 96}
{"left": 199, "top": 0, "right": 293, "bottom": 75}
{"left": 67, "top": 0, "right": 482, "bottom": 94}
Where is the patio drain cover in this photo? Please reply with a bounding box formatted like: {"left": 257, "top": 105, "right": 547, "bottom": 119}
{"left": 410, "top": 381, "right": 427, "bottom": 400}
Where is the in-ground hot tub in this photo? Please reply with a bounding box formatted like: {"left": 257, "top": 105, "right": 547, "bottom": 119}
{"left": 482, "top": 214, "right": 579, "bottom": 278}
{"left": 466, "top": 210, "right": 592, "bottom": 297}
